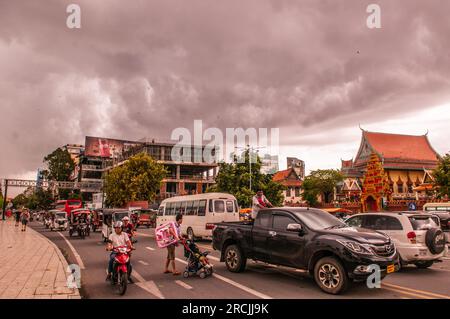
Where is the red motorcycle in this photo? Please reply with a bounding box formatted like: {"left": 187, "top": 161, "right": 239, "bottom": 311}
{"left": 111, "top": 246, "right": 133, "bottom": 295}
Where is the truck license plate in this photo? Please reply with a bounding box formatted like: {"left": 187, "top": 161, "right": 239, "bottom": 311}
{"left": 387, "top": 264, "right": 395, "bottom": 274}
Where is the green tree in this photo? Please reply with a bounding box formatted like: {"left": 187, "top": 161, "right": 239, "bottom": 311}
{"left": 433, "top": 153, "right": 450, "bottom": 198}
{"left": 43, "top": 148, "right": 75, "bottom": 181}
{"left": 208, "top": 151, "right": 285, "bottom": 208}
{"left": 302, "top": 169, "right": 344, "bottom": 206}
{"left": 12, "top": 193, "right": 29, "bottom": 208}
{"left": 28, "top": 188, "right": 54, "bottom": 210}
{"left": 104, "top": 152, "right": 167, "bottom": 208}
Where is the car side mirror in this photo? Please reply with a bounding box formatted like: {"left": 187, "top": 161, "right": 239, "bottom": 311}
{"left": 287, "top": 223, "right": 304, "bottom": 235}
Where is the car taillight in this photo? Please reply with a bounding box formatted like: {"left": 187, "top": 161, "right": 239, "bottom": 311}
{"left": 407, "top": 231, "right": 417, "bottom": 244}
{"left": 206, "top": 223, "right": 215, "bottom": 230}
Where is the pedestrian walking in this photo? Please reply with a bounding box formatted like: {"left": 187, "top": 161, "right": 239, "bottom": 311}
{"left": 14, "top": 209, "right": 22, "bottom": 227}
{"left": 164, "top": 213, "right": 183, "bottom": 276}
{"left": 251, "top": 190, "right": 273, "bottom": 219}
{"left": 21, "top": 208, "right": 30, "bottom": 232}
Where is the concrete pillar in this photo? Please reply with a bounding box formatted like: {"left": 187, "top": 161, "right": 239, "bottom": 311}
{"left": 179, "top": 182, "right": 185, "bottom": 195}
{"left": 176, "top": 165, "right": 181, "bottom": 180}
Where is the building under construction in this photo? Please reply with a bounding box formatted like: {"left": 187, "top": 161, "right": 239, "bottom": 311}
{"left": 79, "top": 136, "right": 218, "bottom": 203}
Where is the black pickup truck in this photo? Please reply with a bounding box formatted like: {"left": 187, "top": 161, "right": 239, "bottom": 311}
{"left": 212, "top": 207, "right": 400, "bottom": 294}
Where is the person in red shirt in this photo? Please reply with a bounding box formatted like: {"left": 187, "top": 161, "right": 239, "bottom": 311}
{"left": 122, "top": 217, "right": 135, "bottom": 241}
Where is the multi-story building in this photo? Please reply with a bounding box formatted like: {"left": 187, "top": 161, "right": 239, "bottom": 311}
{"left": 78, "top": 136, "right": 218, "bottom": 203}
{"left": 287, "top": 157, "right": 305, "bottom": 179}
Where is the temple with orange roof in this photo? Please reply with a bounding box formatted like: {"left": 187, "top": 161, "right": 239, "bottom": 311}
{"left": 340, "top": 129, "right": 440, "bottom": 212}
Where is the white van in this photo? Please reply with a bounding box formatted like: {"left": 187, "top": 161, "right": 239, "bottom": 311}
{"left": 157, "top": 193, "right": 240, "bottom": 240}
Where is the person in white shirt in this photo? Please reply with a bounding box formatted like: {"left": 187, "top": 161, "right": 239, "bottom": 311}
{"left": 106, "top": 221, "right": 134, "bottom": 282}
{"left": 252, "top": 190, "right": 273, "bottom": 219}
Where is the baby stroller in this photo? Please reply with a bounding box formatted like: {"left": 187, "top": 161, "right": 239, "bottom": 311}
{"left": 181, "top": 239, "right": 213, "bottom": 279}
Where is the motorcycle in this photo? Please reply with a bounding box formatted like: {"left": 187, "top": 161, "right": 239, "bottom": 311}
{"left": 78, "top": 223, "right": 88, "bottom": 239}
{"left": 109, "top": 246, "right": 133, "bottom": 295}
{"left": 44, "top": 218, "right": 52, "bottom": 229}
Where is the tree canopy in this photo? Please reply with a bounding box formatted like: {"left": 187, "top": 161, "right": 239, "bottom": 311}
{"left": 11, "top": 188, "right": 54, "bottom": 210}
{"left": 208, "top": 151, "right": 285, "bottom": 208}
{"left": 433, "top": 153, "right": 450, "bottom": 198}
{"left": 302, "top": 169, "right": 344, "bottom": 206}
{"left": 104, "top": 152, "right": 167, "bottom": 208}
{"left": 43, "top": 148, "right": 75, "bottom": 181}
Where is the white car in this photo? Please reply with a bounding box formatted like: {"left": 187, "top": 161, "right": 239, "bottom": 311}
{"left": 346, "top": 211, "right": 448, "bottom": 269}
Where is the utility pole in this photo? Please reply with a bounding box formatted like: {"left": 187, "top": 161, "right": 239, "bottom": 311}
{"left": 2, "top": 179, "right": 8, "bottom": 221}
{"left": 235, "top": 145, "right": 266, "bottom": 193}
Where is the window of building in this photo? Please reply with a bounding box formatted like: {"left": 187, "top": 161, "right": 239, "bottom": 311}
{"left": 286, "top": 188, "right": 291, "bottom": 197}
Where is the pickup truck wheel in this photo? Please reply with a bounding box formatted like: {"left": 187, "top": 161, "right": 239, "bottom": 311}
{"left": 314, "top": 257, "right": 349, "bottom": 295}
{"left": 224, "top": 245, "right": 246, "bottom": 273}
{"left": 414, "top": 260, "right": 434, "bottom": 269}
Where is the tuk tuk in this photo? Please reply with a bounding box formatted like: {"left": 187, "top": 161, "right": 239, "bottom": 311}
{"left": 131, "top": 209, "right": 157, "bottom": 228}
{"left": 101, "top": 209, "right": 130, "bottom": 242}
{"left": 69, "top": 208, "right": 91, "bottom": 239}
{"left": 51, "top": 211, "right": 68, "bottom": 231}
{"left": 91, "top": 209, "right": 103, "bottom": 232}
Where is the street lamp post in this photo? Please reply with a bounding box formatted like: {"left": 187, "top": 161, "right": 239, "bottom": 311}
{"left": 235, "top": 145, "right": 265, "bottom": 193}
{"left": 2, "top": 179, "right": 8, "bottom": 221}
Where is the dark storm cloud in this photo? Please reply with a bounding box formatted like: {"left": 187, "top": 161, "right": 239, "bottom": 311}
{"left": 1, "top": 0, "right": 450, "bottom": 177}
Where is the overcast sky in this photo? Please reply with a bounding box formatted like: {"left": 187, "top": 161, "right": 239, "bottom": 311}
{"left": 1, "top": 0, "right": 450, "bottom": 196}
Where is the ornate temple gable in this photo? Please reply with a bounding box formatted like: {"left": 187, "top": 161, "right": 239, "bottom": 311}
{"left": 422, "top": 169, "right": 435, "bottom": 184}
{"left": 354, "top": 131, "right": 378, "bottom": 168}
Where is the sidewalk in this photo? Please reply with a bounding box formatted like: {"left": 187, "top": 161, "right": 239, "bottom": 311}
{"left": 0, "top": 219, "right": 81, "bottom": 299}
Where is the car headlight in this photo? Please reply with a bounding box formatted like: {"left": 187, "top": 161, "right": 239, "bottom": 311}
{"left": 337, "top": 240, "right": 374, "bottom": 255}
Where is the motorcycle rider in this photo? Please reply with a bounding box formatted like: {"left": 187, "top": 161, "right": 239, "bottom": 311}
{"left": 122, "top": 216, "right": 135, "bottom": 241}
{"left": 106, "top": 221, "right": 134, "bottom": 283}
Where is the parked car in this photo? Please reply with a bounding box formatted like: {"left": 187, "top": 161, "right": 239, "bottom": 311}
{"left": 345, "top": 212, "right": 448, "bottom": 269}
{"left": 212, "top": 207, "right": 400, "bottom": 295}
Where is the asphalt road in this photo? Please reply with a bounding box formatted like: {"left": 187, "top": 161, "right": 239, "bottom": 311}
{"left": 30, "top": 221, "right": 450, "bottom": 299}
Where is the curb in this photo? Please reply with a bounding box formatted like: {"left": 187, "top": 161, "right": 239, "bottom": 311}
{"left": 27, "top": 224, "right": 81, "bottom": 298}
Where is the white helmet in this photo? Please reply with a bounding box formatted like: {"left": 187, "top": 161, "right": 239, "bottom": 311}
{"left": 114, "top": 221, "right": 123, "bottom": 228}
{"left": 122, "top": 216, "right": 130, "bottom": 222}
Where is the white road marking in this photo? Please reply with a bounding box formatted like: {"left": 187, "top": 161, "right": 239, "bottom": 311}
{"left": 57, "top": 232, "right": 85, "bottom": 269}
{"left": 145, "top": 246, "right": 155, "bottom": 251}
{"left": 138, "top": 260, "right": 149, "bottom": 266}
{"left": 136, "top": 232, "right": 153, "bottom": 238}
{"left": 175, "top": 280, "right": 193, "bottom": 290}
{"left": 175, "top": 258, "right": 272, "bottom": 299}
{"left": 207, "top": 255, "right": 220, "bottom": 262}
{"left": 132, "top": 271, "right": 165, "bottom": 299}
